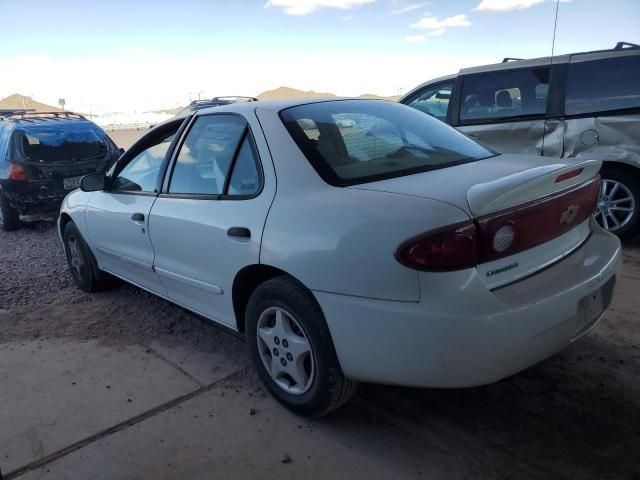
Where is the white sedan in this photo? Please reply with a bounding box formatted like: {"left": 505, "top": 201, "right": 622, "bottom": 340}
{"left": 59, "top": 98, "right": 621, "bottom": 417}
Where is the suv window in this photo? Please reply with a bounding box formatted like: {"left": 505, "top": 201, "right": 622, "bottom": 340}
{"left": 565, "top": 55, "right": 640, "bottom": 115}
{"left": 169, "top": 115, "right": 257, "bottom": 196}
{"left": 460, "top": 67, "right": 550, "bottom": 123}
{"left": 405, "top": 82, "right": 453, "bottom": 121}
{"left": 114, "top": 133, "right": 175, "bottom": 192}
{"left": 281, "top": 100, "right": 494, "bottom": 186}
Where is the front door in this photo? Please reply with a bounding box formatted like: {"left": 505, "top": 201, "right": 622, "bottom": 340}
{"left": 86, "top": 126, "right": 179, "bottom": 295}
{"left": 455, "top": 66, "right": 551, "bottom": 156}
{"left": 149, "top": 113, "right": 276, "bottom": 328}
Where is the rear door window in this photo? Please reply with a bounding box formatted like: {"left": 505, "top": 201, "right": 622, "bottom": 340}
{"left": 168, "top": 114, "right": 262, "bottom": 197}
{"left": 565, "top": 54, "right": 640, "bottom": 115}
{"left": 460, "top": 67, "right": 550, "bottom": 123}
{"left": 404, "top": 82, "right": 453, "bottom": 121}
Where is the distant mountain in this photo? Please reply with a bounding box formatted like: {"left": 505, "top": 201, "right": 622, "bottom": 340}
{"left": 0, "top": 94, "right": 62, "bottom": 112}
{"left": 256, "top": 86, "right": 399, "bottom": 102}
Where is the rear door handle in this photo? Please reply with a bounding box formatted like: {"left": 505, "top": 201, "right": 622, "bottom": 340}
{"left": 131, "top": 212, "right": 145, "bottom": 222}
{"left": 227, "top": 227, "right": 251, "bottom": 238}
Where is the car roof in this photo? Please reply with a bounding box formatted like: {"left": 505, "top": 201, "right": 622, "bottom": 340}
{"left": 197, "top": 97, "right": 388, "bottom": 115}
{"left": 0, "top": 111, "right": 99, "bottom": 129}
{"left": 401, "top": 42, "right": 640, "bottom": 101}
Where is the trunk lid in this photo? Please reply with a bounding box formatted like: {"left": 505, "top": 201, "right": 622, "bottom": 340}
{"left": 351, "top": 153, "right": 602, "bottom": 288}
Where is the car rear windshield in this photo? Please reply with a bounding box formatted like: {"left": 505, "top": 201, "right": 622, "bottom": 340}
{"left": 280, "top": 100, "right": 494, "bottom": 186}
{"left": 16, "top": 125, "right": 108, "bottom": 163}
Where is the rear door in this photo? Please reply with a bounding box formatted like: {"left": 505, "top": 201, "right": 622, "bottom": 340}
{"left": 454, "top": 66, "right": 551, "bottom": 155}
{"left": 85, "top": 121, "right": 184, "bottom": 295}
{"left": 148, "top": 111, "right": 276, "bottom": 328}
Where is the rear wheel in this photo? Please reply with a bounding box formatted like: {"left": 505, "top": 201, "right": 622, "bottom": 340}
{"left": 63, "top": 222, "right": 103, "bottom": 292}
{"left": 594, "top": 167, "right": 640, "bottom": 239}
{"left": 0, "top": 192, "right": 21, "bottom": 231}
{"left": 246, "top": 276, "right": 358, "bottom": 417}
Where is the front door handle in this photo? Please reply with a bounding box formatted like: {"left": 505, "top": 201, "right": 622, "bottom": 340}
{"left": 131, "top": 212, "right": 145, "bottom": 222}
{"left": 227, "top": 227, "right": 251, "bottom": 238}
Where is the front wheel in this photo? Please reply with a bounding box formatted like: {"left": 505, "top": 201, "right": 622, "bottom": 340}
{"left": 63, "top": 222, "right": 102, "bottom": 292}
{"left": 594, "top": 168, "right": 640, "bottom": 239}
{"left": 246, "top": 276, "right": 358, "bottom": 417}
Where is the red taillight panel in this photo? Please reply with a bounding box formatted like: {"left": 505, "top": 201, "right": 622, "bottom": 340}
{"left": 476, "top": 176, "right": 600, "bottom": 263}
{"left": 8, "top": 163, "right": 28, "bottom": 181}
{"left": 396, "top": 177, "right": 600, "bottom": 272}
{"left": 395, "top": 221, "right": 478, "bottom": 272}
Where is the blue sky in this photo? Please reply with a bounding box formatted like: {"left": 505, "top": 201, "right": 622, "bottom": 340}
{"left": 0, "top": 0, "right": 638, "bottom": 112}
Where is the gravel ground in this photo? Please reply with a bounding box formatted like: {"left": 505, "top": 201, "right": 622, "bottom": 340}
{"left": 1, "top": 223, "right": 640, "bottom": 479}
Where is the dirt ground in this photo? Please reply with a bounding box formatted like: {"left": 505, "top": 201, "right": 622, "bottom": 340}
{"left": 1, "top": 223, "right": 639, "bottom": 479}
{"left": 107, "top": 128, "right": 151, "bottom": 150}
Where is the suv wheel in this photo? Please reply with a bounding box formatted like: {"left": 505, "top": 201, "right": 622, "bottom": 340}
{"left": 0, "top": 193, "right": 21, "bottom": 231}
{"left": 595, "top": 167, "right": 640, "bottom": 239}
{"left": 246, "top": 276, "right": 358, "bottom": 417}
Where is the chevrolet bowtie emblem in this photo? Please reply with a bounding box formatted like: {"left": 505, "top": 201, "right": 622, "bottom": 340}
{"left": 560, "top": 204, "right": 580, "bottom": 224}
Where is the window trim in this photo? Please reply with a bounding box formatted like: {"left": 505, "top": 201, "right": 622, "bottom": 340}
{"left": 159, "top": 112, "right": 264, "bottom": 201}
{"left": 455, "top": 66, "right": 552, "bottom": 126}
{"left": 400, "top": 80, "right": 455, "bottom": 124}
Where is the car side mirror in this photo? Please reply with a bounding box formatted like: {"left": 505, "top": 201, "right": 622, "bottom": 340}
{"left": 80, "top": 173, "right": 106, "bottom": 192}
{"left": 119, "top": 147, "right": 125, "bottom": 154}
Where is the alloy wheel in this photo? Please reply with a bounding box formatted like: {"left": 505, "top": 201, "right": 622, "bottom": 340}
{"left": 256, "top": 306, "right": 315, "bottom": 395}
{"left": 594, "top": 179, "right": 636, "bottom": 233}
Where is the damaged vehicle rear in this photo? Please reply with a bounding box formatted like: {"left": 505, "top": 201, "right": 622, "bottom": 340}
{"left": 0, "top": 111, "right": 121, "bottom": 230}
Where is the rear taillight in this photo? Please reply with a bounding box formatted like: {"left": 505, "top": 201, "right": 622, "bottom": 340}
{"left": 8, "top": 163, "right": 27, "bottom": 181}
{"left": 395, "top": 222, "right": 478, "bottom": 272}
{"left": 396, "top": 176, "right": 600, "bottom": 272}
{"left": 476, "top": 176, "right": 600, "bottom": 263}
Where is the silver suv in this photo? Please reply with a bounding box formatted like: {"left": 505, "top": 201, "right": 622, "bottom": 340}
{"left": 401, "top": 42, "right": 640, "bottom": 238}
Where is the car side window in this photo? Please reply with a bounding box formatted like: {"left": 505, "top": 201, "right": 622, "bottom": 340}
{"left": 227, "top": 135, "right": 261, "bottom": 196}
{"left": 405, "top": 82, "right": 453, "bottom": 121}
{"left": 113, "top": 133, "right": 175, "bottom": 192}
{"left": 169, "top": 115, "right": 246, "bottom": 195}
{"left": 565, "top": 55, "right": 640, "bottom": 115}
{"left": 460, "top": 67, "right": 550, "bottom": 123}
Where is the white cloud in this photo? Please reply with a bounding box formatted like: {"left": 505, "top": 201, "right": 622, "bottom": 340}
{"left": 427, "top": 27, "right": 445, "bottom": 36}
{"left": 410, "top": 13, "right": 471, "bottom": 29}
{"left": 404, "top": 34, "right": 426, "bottom": 42}
{"left": 474, "top": 0, "right": 545, "bottom": 12}
{"left": 390, "top": 2, "right": 429, "bottom": 15}
{"left": 264, "top": 0, "right": 374, "bottom": 15}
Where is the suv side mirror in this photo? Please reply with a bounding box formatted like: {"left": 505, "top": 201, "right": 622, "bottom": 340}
{"left": 119, "top": 147, "right": 125, "bottom": 155}
{"left": 80, "top": 173, "right": 106, "bottom": 192}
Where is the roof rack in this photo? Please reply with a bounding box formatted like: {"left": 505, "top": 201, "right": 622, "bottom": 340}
{"left": 0, "top": 111, "right": 87, "bottom": 121}
{"left": 500, "top": 41, "right": 640, "bottom": 64}
{"left": 0, "top": 109, "right": 36, "bottom": 116}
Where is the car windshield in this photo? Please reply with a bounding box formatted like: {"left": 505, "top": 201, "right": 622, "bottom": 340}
{"left": 280, "top": 100, "right": 495, "bottom": 186}
{"left": 17, "top": 125, "right": 108, "bottom": 163}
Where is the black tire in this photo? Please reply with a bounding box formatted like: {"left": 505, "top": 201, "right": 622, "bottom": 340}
{"left": 598, "top": 166, "right": 640, "bottom": 240}
{"left": 0, "top": 192, "right": 21, "bottom": 231}
{"left": 246, "top": 276, "right": 358, "bottom": 417}
{"left": 63, "top": 221, "right": 103, "bottom": 292}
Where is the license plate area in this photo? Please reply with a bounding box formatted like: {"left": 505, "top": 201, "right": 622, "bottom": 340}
{"left": 572, "top": 275, "right": 616, "bottom": 340}
{"left": 63, "top": 175, "right": 84, "bottom": 190}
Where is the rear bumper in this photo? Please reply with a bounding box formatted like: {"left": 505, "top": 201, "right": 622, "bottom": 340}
{"left": 2, "top": 182, "right": 68, "bottom": 215}
{"left": 315, "top": 224, "right": 621, "bottom": 388}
